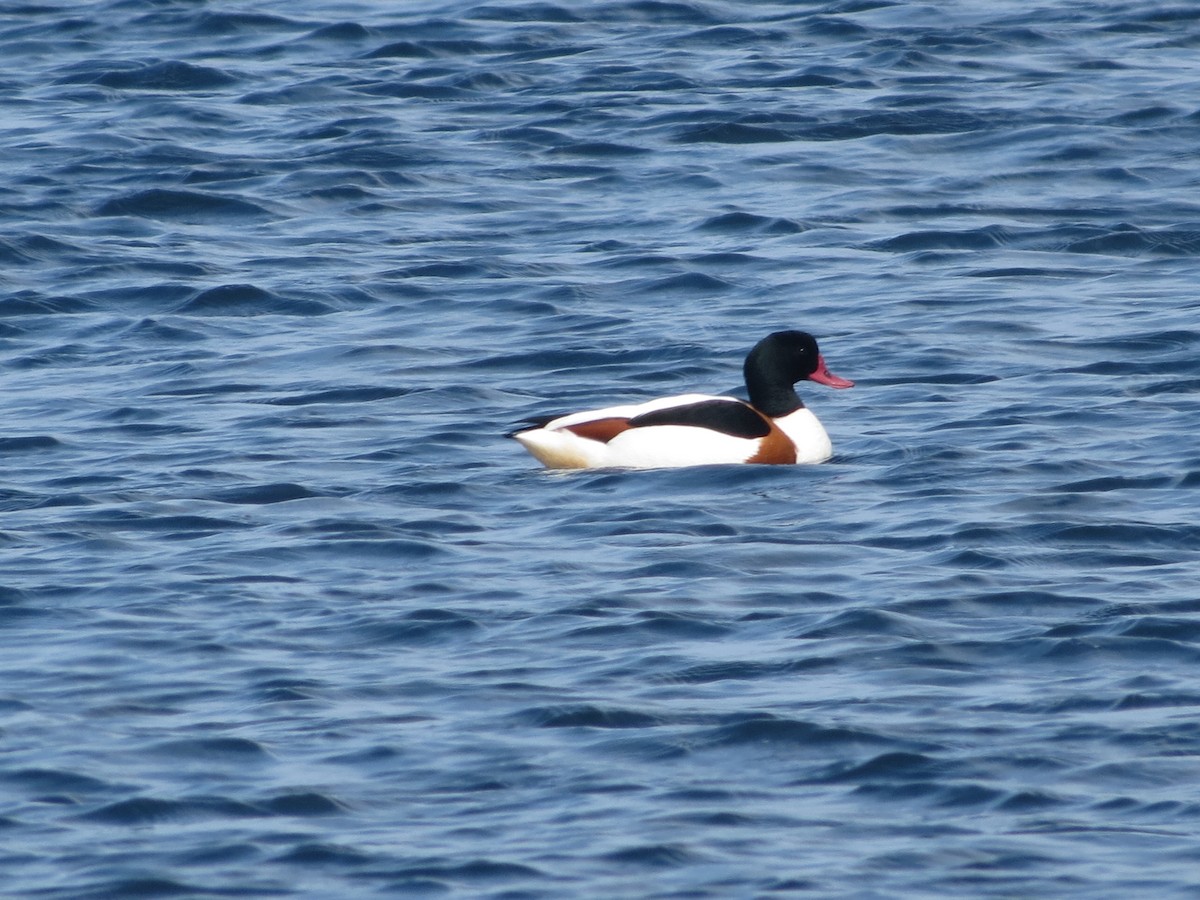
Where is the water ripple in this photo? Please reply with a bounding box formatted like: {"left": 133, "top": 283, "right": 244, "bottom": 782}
{"left": 4, "top": 0, "right": 1200, "bottom": 897}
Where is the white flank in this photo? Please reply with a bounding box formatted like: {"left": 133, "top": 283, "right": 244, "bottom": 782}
{"left": 514, "top": 394, "right": 750, "bottom": 469}
{"left": 514, "top": 393, "right": 837, "bottom": 469}
{"left": 514, "top": 423, "right": 759, "bottom": 469}
{"left": 512, "top": 428, "right": 609, "bottom": 469}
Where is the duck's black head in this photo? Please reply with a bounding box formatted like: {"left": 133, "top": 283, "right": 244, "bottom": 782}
{"left": 743, "top": 330, "right": 854, "bottom": 417}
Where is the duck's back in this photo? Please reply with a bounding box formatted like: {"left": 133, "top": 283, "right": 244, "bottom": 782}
{"left": 513, "top": 393, "right": 806, "bottom": 469}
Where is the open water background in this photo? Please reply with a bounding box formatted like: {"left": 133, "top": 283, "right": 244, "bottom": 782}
{"left": 4, "top": 1, "right": 1200, "bottom": 896}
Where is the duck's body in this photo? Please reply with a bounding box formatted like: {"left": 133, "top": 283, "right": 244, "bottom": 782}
{"left": 510, "top": 331, "right": 853, "bottom": 469}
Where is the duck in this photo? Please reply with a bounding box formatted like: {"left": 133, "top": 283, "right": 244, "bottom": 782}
{"left": 509, "top": 330, "right": 853, "bottom": 469}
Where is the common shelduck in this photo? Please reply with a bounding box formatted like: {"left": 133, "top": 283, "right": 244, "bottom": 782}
{"left": 509, "top": 330, "right": 853, "bottom": 469}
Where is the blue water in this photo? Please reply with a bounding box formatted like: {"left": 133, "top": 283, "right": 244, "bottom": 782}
{"left": 3, "top": 1, "right": 1200, "bottom": 896}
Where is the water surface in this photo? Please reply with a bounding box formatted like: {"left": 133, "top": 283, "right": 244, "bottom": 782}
{"left": 3, "top": 1, "right": 1200, "bottom": 896}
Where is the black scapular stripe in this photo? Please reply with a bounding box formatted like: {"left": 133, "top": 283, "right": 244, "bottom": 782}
{"left": 628, "top": 399, "right": 770, "bottom": 439}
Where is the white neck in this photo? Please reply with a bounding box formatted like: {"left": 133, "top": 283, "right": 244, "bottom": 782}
{"left": 775, "top": 408, "right": 832, "bottom": 463}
